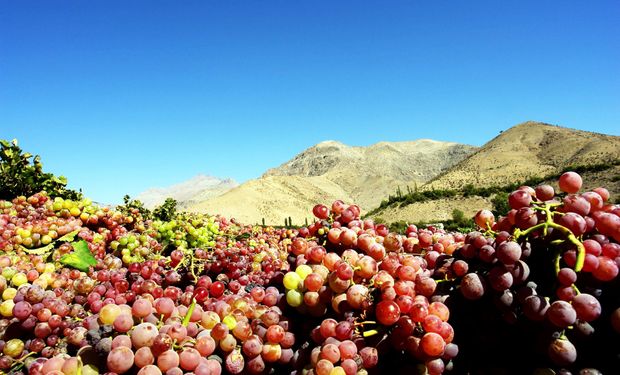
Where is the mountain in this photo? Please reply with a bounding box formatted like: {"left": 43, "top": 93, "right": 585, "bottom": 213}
{"left": 369, "top": 122, "right": 620, "bottom": 225}
{"left": 426, "top": 121, "right": 620, "bottom": 190}
{"left": 187, "top": 139, "right": 477, "bottom": 224}
{"left": 264, "top": 139, "right": 477, "bottom": 209}
{"left": 135, "top": 175, "right": 239, "bottom": 209}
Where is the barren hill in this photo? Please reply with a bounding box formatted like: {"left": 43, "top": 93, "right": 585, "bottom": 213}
{"left": 187, "top": 175, "right": 354, "bottom": 225}
{"left": 426, "top": 121, "right": 620, "bottom": 190}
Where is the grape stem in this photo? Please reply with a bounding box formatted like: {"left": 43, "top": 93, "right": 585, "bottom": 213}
{"left": 182, "top": 298, "right": 197, "bottom": 327}
{"left": 362, "top": 329, "right": 380, "bottom": 337}
{"left": 514, "top": 202, "right": 585, "bottom": 272}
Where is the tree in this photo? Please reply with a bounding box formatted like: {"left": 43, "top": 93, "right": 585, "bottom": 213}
{"left": 0, "top": 139, "right": 82, "bottom": 200}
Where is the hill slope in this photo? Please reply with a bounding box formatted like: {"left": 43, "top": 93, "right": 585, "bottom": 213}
{"left": 426, "top": 121, "right": 620, "bottom": 190}
{"left": 369, "top": 122, "right": 620, "bottom": 226}
{"left": 187, "top": 175, "right": 354, "bottom": 225}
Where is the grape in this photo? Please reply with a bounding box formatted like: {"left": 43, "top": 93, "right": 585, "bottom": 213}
{"left": 496, "top": 241, "right": 522, "bottom": 265}
{"left": 426, "top": 358, "right": 445, "bottom": 375}
{"left": 245, "top": 355, "right": 265, "bottom": 374}
{"left": 313, "top": 204, "right": 330, "bottom": 220}
{"left": 557, "top": 268, "right": 577, "bottom": 286}
{"left": 547, "top": 300, "right": 577, "bottom": 328}
{"left": 157, "top": 350, "right": 180, "bottom": 372}
{"left": 2, "top": 339, "right": 24, "bottom": 358}
{"left": 572, "top": 293, "right": 601, "bottom": 322}
{"left": 523, "top": 295, "right": 549, "bottom": 321}
{"left": 319, "top": 318, "right": 337, "bottom": 338}
{"left": 132, "top": 298, "right": 152, "bottom": 318}
{"left": 12, "top": 301, "right": 32, "bottom": 320}
{"left": 488, "top": 266, "right": 513, "bottom": 291}
{"left": 304, "top": 273, "right": 324, "bottom": 292}
{"left": 179, "top": 348, "right": 201, "bottom": 371}
{"left": 107, "top": 346, "right": 134, "bottom": 374}
{"left": 563, "top": 196, "right": 591, "bottom": 217}
{"left": 535, "top": 184, "right": 555, "bottom": 201}
{"left": 420, "top": 332, "right": 446, "bottom": 357}
{"left": 286, "top": 289, "right": 303, "bottom": 307}
{"left": 266, "top": 324, "right": 285, "bottom": 343}
{"left": 548, "top": 337, "right": 577, "bottom": 365}
{"left": 137, "top": 365, "right": 163, "bottom": 375}
{"left": 283, "top": 272, "right": 301, "bottom": 290}
{"left": 428, "top": 301, "right": 450, "bottom": 322}
{"left": 320, "top": 343, "right": 340, "bottom": 363}
{"left": 359, "top": 346, "right": 378, "bottom": 368}
{"left": 225, "top": 349, "right": 245, "bottom": 374}
{"left": 196, "top": 335, "right": 216, "bottom": 356}
{"left": 242, "top": 336, "right": 263, "bottom": 358}
{"left": 135, "top": 347, "right": 155, "bottom": 368}
{"left": 345, "top": 284, "right": 369, "bottom": 309}
{"left": 592, "top": 256, "right": 619, "bottom": 281}
{"left": 375, "top": 300, "right": 400, "bottom": 326}
{"left": 474, "top": 210, "right": 495, "bottom": 229}
{"left": 559, "top": 212, "right": 587, "bottom": 236}
{"left": 99, "top": 304, "right": 122, "bottom": 325}
{"left": 611, "top": 308, "right": 620, "bottom": 333}
{"left": 460, "top": 273, "right": 485, "bottom": 300}
{"left": 338, "top": 340, "right": 357, "bottom": 360}
{"left": 262, "top": 342, "right": 282, "bottom": 362}
{"left": 559, "top": 171, "right": 582, "bottom": 194}
{"left": 219, "top": 334, "right": 237, "bottom": 352}
{"left": 113, "top": 313, "right": 134, "bottom": 333}
{"left": 508, "top": 190, "right": 532, "bottom": 209}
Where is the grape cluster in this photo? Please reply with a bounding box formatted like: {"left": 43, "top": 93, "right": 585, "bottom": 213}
{"left": 0, "top": 171, "right": 618, "bottom": 374}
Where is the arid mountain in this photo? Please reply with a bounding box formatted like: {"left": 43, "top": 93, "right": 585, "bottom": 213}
{"left": 264, "top": 139, "right": 477, "bottom": 209}
{"left": 369, "top": 122, "right": 620, "bottom": 226}
{"left": 426, "top": 121, "right": 620, "bottom": 190}
{"left": 185, "top": 139, "right": 477, "bottom": 224}
{"left": 135, "top": 175, "right": 239, "bottom": 209}
{"left": 264, "top": 140, "right": 476, "bottom": 182}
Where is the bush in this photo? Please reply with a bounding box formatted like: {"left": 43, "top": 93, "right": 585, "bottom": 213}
{"left": 0, "top": 139, "right": 82, "bottom": 200}
{"left": 153, "top": 197, "right": 178, "bottom": 221}
{"left": 492, "top": 192, "right": 511, "bottom": 216}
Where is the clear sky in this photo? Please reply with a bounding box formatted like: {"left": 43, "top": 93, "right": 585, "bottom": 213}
{"left": 1, "top": 1, "right": 619, "bottom": 204}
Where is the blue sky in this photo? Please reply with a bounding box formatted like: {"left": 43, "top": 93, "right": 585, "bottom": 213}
{"left": 1, "top": 1, "right": 619, "bottom": 204}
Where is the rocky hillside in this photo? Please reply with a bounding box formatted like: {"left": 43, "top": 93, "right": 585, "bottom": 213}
{"left": 368, "top": 122, "right": 620, "bottom": 226}
{"left": 264, "top": 139, "right": 477, "bottom": 209}
{"left": 426, "top": 121, "right": 620, "bottom": 190}
{"left": 135, "top": 175, "right": 238, "bottom": 209}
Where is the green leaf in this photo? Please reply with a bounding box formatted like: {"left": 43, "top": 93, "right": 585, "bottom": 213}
{"left": 236, "top": 232, "right": 251, "bottom": 240}
{"left": 60, "top": 240, "right": 97, "bottom": 271}
{"left": 21, "top": 243, "right": 55, "bottom": 255}
{"left": 57, "top": 229, "right": 80, "bottom": 242}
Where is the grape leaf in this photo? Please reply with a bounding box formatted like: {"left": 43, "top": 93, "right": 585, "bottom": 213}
{"left": 60, "top": 240, "right": 97, "bottom": 271}
{"left": 57, "top": 229, "right": 80, "bottom": 242}
{"left": 21, "top": 242, "right": 54, "bottom": 255}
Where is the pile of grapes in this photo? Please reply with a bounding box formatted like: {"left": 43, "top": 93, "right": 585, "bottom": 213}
{"left": 0, "top": 171, "right": 618, "bottom": 375}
